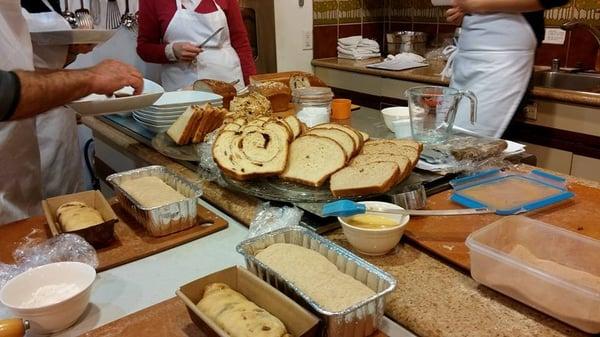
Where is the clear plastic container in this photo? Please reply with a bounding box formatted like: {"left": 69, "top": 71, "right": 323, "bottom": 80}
{"left": 466, "top": 216, "right": 600, "bottom": 333}
{"left": 292, "top": 87, "right": 333, "bottom": 127}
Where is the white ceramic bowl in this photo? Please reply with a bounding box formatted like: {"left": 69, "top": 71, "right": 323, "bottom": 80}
{"left": 339, "top": 201, "right": 410, "bottom": 256}
{"left": 0, "top": 262, "right": 96, "bottom": 334}
{"left": 381, "top": 106, "right": 410, "bottom": 132}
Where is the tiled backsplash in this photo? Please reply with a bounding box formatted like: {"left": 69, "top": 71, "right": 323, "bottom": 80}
{"left": 314, "top": 0, "right": 600, "bottom": 70}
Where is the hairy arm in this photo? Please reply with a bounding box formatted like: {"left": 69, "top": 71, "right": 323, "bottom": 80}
{"left": 8, "top": 59, "right": 143, "bottom": 121}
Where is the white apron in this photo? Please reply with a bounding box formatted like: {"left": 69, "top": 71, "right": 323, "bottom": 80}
{"left": 161, "top": 0, "right": 244, "bottom": 91}
{"left": 24, "top": 0, "right": 84, "bottom": 198}
{"left": 0, "top": 1, "right": 43, "bottom": 224}
{"left": 450, "top": 13, "right": 536, "bottom": 138}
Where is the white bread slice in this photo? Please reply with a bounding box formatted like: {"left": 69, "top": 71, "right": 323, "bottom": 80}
{"left": 359, "top": 131, "right": 370, "bottom": 142}
{"left": 167, "top": 105, "right": 201, "bottom": 145}
{"left": 361, "top": 141, "right": 421, "bottom": 166}
{"left": 213, "top": 127, "right": 288, "bottom": 180}
{"left": 312, "top": 123, "right": 364, "bottom": 155}
{"left": 283, "top": 115, "right": 301, "bottom": 139}
{"left": 280, "top": 135, "right": 346, "bottom": 187}
{"left": 350, "top": 153, "right": 411, "bottom": 183}
{"left": 307, "top": 128, "right": 355, "bottom": 160}
{"left": 222, "top": 122, "right": 242, "bottom": 132}
{"left": 330, "top": 161, "right": 400, "bottom": 197}
{"left": 387, "top": 139, "right": 422, "bottom": 151}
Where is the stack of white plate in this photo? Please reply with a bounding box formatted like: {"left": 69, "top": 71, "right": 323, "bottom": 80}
{"left": 132, "top": 91, "right": 223, "bottom": 133}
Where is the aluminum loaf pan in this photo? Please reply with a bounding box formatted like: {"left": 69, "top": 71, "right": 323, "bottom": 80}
{"left": 106, "top": 165, "right": 202, "bottom": 237}
{"left": 236, "top": 227, "right": 397, "bottom": 337}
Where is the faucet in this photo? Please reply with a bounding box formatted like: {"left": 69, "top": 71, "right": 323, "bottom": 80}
{"left": 561, "top": 21, "right": 600, "bottom": 72}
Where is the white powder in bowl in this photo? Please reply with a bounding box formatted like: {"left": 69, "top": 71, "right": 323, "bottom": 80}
{"left": 20, "top": 283, "right": 81, "bottom": 308}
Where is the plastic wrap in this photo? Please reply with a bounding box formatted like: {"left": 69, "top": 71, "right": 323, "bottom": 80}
{"left": 0, "top": 232, "right": 98, "bottom": 289}
{"left": 248, "top": 203, "right": 303, "bottom": 239}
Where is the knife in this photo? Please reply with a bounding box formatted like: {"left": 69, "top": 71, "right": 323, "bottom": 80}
{"left": 197, "top": 27, "right": 224, "bottom": 48}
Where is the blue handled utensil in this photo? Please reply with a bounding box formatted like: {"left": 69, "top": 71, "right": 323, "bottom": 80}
{"left": 322, "top": 200, "right": 495, "bottom": 217}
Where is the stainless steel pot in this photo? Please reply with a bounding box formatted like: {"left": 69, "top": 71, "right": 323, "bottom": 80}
{"left": 386, "top": 31, "right": 428, "bottom": 56}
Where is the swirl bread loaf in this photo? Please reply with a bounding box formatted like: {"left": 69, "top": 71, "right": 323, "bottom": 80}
{"left": 197, "top": 283, "right": 291, "bottom": 337}
{"left": 249, "top": 81, "right": 291, "bottom": 113}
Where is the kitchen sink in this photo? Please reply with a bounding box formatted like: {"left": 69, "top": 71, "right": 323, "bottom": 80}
{"left": 533, "top": 71, "right": 600, "bottom": 93}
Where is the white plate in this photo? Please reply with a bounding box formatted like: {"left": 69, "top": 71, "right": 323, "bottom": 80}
{"left": 30, "top": 29, "right": 116, "bottom": 46}
{"left": 152, "top": 91, "right": 223, "bottom": 108}
{"left": 132, "top": 115, "right": 172, "bottom": 133}
{"left": 133, "top": 112, "right": 178, "bottom": 124}
{"left": 137, "top": 109, "right": 186, "bottom": 117}
{"left": 68, "top": 79, "right": 164, "bottom": 116}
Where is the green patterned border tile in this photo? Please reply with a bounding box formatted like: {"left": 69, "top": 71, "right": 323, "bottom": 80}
{"left": 339, "top": 0, "right": 363, "bottom": 24}
{"left": 363, "top": 0, "right": 385, "bottom": 23}
{"left": 314, "top": 0, "right": 339, "bottom": 26}
{"left": 544, "top": 2, "right": 600, "bottom": 26}
{"left": 388, "top": 0, "right": 412, "bottom": 22}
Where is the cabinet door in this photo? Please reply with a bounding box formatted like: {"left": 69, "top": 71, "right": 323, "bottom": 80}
{"left": 521, "top": 142, "right": 573, "bottom": 175}
{"left": 571, "top": 155, "right": 600, "bottom": 182}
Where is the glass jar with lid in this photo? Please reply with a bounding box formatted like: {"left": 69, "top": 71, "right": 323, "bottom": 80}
{"left": 292, "top": 87, "right": 334, "bottom": 127}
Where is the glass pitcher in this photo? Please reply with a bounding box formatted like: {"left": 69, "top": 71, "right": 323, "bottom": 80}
{"left": 405, "top": 86, "right": 477, "bottom": 144}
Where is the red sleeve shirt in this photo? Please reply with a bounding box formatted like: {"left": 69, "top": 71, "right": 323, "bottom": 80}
{"left": 137, "top": 0, "right": 257, "bottom": 84}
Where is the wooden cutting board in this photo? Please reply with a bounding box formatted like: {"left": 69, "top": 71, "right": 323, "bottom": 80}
{"left": 81, "top": 297, "right": 390, "bottom": 337}
{"left": 404, "top": 178, "right": 600, "bottom": 270}
{"left": 0, "top": 203, "right": 228, "bottom": 272}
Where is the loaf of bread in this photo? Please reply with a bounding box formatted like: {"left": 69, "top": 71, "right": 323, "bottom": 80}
{"left": 213, "top": 123, "right": 289, "bottom": 180}
{"left": 230, "top": 92, "right": 272, "bottom": 119}
{"left": 194, "top": 79, "right": 236, "bottom": 110}
{"left": 330, "top": 161, "right": 400, "bottom": 197}
{"left": 167, "top": 106, "right": 202, "bottom": 145}
{"left": 196, "top": 283, "right": 291, "bottom": 337}
{"left": 118, "top": 176, "right": 186, "bottom": 208}
{"left": 350, "top": 153, "right": 411, "bottom": 183}
{"left": 280, "top": 135, "right": 346, "bottom": 187}
{"left": 56, "top": 201, "right": 104, "bottom": 232}
{"left": 255, "top": 243, "right": 375, "bottom": 312}
{"left": 250, "top": 81, "right": 291, "bottom": 113}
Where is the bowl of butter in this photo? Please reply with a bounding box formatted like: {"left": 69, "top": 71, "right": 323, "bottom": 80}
{"left": 339, "top": 201, "right": 410, "bottom": 256}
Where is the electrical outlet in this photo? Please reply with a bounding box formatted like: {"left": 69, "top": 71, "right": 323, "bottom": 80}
{"left": 542, "top": 28, "right": 566, "bottom": 45}
{"left": 302, "top": 30, "right": 313, "bottom": 50}
{"left": 524, "top": 102, "right": 538, "bottom": 121}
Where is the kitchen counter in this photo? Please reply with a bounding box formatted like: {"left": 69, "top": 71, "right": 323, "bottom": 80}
{"left": 312, "top": 57, "right": 600, "bottom": 107}
{"left": 79, "top": 115, "right": 594, "bottom": 337}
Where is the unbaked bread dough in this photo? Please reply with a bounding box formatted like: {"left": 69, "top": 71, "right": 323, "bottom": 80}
{"left": 118, "top": 176, "right": 186, "bottom": 208}
{"left": 197, "top": 283, "right": 290, "bottom": 337}
{"left": 255, "top": 243, "right": 375, "bottom": 312}
{"left": 56, "top": 201, "right": 104, "bottom": 232}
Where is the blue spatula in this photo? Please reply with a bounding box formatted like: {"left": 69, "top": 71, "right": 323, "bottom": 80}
{"left": 322, "top": 200, "right": 495, "bottom": 217}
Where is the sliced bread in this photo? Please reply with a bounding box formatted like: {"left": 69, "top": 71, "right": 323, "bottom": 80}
{"left": 330, "top": 161, "right": 400, "bottom": 197}
{"left": 359, "top": 131, "right": 370, "bottom": 142}
{"left": 307, "top": 128, "right": 355, "bottom": 160}
{"left": 312, "top": 123, "right": 363, "bottom": 155}
{"left": 264, "top": 120, "right": 292, "bottom": 143}
{"left": 280, "top": 135, "right": 346, "bottom": 187}
{"left": 350, "top": 153, "right": 411, "bottom": 182}
{"left": 283, "top": 115, "right": 301, "bottom": 139}
{"left": 212, "top": 126, "right": 289, "bottom": 180}
{"left": 361, "top": 141, "right": 421, "bottom": 166}
{"left": 167, "top": 105, "right": 201, "bottom": 145}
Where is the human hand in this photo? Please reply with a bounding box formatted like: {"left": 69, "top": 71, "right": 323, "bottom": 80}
{"left": 87, "top": 59, "right": 144, "bottom": 96}
{"left": 451, "top": 0, "right": 488, "bottom": 13}
{"left": 172, "top": 42, "right": 202, "bottom": 62}
{"left": 446, "top": 7, "right": 465, "bottom": 25}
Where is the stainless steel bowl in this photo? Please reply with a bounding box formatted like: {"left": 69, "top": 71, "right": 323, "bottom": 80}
{"left": 386, "top": 31, "right": 428, "bottom": 56}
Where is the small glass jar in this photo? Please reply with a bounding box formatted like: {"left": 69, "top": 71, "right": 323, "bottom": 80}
{"left": 292, "top": 87, "right": 334, "bottom": 127}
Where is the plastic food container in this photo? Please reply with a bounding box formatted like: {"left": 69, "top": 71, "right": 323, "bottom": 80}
{"left": 466, "top": 216, "right": 600, "bottom": 333}
{"left": 237, "top": 227, "right": 396, "bottom": 337}
{"left": 106, "top": 165, "right": 202, "bottom": 237}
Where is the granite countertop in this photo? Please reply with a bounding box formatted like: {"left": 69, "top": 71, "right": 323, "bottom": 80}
{"left": 312, "top": 58, "right": 600, "bottom": 107}
{"left": 82, "top": 116, "right": 593, "bottom": 337}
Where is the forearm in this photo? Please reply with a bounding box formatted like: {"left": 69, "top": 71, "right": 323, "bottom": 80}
{"left": 12, "top": 69, "right": 93, "bottom": 120}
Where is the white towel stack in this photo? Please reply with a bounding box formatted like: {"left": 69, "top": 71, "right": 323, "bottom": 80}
{"left": 337, "top": 36, "right": 381, "bottom": 60}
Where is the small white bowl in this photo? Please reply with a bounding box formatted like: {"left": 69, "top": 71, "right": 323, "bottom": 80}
{"left": 381, "top": 107, "right": 410, "bottom": 132}
{"left": 339, "top": 201, "right": 410, "bottom": 256}
{"left": 0, "top": 262, "right": 96, "bottom": 334}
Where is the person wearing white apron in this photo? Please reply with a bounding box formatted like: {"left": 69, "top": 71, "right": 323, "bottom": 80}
{"left": 0, "top": 1, "right": 43, "bottom": 223}
{"left": 136, "top": 0, "right": 256, "bottom": 92}
{"left": 443, "top": 0, "right": 569, "bottom": 138}
{"left": 22, "top": 0, "right": 84, "bottom": 198}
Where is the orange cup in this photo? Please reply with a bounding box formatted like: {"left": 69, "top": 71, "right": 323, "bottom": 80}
{"left": 331, "top": 98, "right": 352, "bottom": 120}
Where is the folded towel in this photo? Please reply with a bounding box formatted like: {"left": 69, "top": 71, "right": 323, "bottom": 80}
{"left": 337, "top": 45, "right": 380, "bottom": 55}
{"left": 338, "top": 35, "right": 362, "bottom": 47}
{"left": 338, "top": 50, "right": 381, "bottom": 60}
{"left": 358, "top": 39, "right": 380, "bottom": 48}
